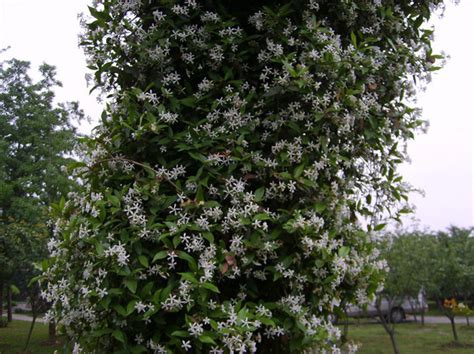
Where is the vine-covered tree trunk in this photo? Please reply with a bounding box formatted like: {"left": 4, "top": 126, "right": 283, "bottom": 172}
{"left": 41, "top": 0, "right": 448, "bottom": 352}
{"left": 49, "top": 320, "right": 57, "bottom": 343}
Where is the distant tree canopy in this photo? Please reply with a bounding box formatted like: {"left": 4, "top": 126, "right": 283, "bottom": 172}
{"left": 44, "top": 0, "right": 446, "bottom": 352}
{"left": 381, "top": 227, "right": 474, "bottom": 304}
{"left": 0, "top": 58, "right": 83, "bottom": 299}
{"left": 380, "top": 226, "right": 474, "bottom": 342}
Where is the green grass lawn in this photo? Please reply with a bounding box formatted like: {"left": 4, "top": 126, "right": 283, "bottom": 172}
{"left": 424, "top": 301, "right": 445, "bottom": 316}
{"left": 345, "top": 322, "right": 474, "bottom": 354}
{"left": 2, "top": 319, "right": 474, "bottom": 353}
{"left": 0, "top": 320, "right": 63, "bottom": 354}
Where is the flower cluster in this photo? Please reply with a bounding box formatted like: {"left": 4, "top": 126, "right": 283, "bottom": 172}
{"left": 43, "top": 0, "right": 446, "bottom": 352}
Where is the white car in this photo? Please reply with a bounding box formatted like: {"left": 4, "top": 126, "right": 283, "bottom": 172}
{"left": 346, "top": 295, "right": 428, "bottom": 323}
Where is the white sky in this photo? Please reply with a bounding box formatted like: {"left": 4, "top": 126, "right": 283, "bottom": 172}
{"left": 0, "top": 0, "right": 472, "bottom": 231}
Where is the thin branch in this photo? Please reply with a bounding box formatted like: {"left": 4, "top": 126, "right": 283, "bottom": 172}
{"left": 91, "top": 156, "right": 182, "bottom": 191}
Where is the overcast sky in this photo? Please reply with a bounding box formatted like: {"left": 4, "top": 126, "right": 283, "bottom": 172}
{"left": 0, "top": 0, "right": 472, "bottom": 232}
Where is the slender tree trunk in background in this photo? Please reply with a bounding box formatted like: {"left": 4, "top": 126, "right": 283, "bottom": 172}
{"left": 437, "top": 299, "right": 459, "bottom": 342}
{"left": 466, "top": 316, "right": 470, "bottom": 326}
{"left": 7, "top": 286, "right": 12, "bottom": 322}
{"left": 0, "top": 280, "right": 4, "bottom": 318}
{"left": 421, "top": 309, "right": 425, "bottom": 326}
{"left": 409, "top": 301, "right": 417, "bottom": 322}
{"left": 449, "top": 316, "right": 459, "bottom": 342}
{"left": 24, "top": 311, "right": 37, "bottom": 352}
{"left": 388, "top": 331, "right": 400, "bottom": 354}
{"left": 376, "top": 297, "right": 400, "bottom": 354}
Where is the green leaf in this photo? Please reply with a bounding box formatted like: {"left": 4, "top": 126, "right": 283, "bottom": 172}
{"left": 294, "top": 164, "right": 305, "bottom": 178}
{"left": 138, "top": 255, "right": 149, "bottom": 268}
{"left": 202, "top": 282, "right": 220, "bottom": 293}
{"left": 188, "top": 151, "right": 206, "bottom": 162}
{"left": 108, "top": 194, "right": 120, "bottom": 207}
{"left": 91, "top": 328, "right": 113, "bottom": 338}
{"left": 374, "top": 223, "right": 387, "bottom": 231}
{"left": 180, "top": 96, "right": 196, "bottom": 108}
{"left": 179, "top": 272, "right": 198, "bottom": 284}
{"left": 41, "top": 259, "right": 48, "bottom": 272}
{"left": 153, "top": 250, "right": 168, "bottom": 262}
{"left": 202, "top": 231, "right": 214, "bottom": 243}
{"left": 173, "top": 235, "right": 181, "bottom": 248}
{"left": 152, "top": 289, "right": 162, "bottom": 304}
{"left": 254, "top": 213, "right": 271, "bottom": 221}
{"left": 258, "top": 317, "right": 275, "bottom": 326}
{"left": 108, "top": 288, "right": 124, "bottom": 295}
{"left": 338, "top": 246, "right": 350, "bottom": 257}
{"left": 350, "top": 31, "right": 357, "bottom": 47}
{"left": 199, "top": 335, "right": 217, "bottom": 345}
{"left": 124, "top": 279, "right": 137, "bottom": 294}
{"left": 254, "top": 187, "right": 265, "bottom": 202}
{"left": 112, "top": 304, "right": 127, "bottom": 317}
{"left": 315, "top": 202, "right": 326, "bottom": 213}
{"left": 171, "top": 330, "right": 189, "bottom": 338}
{"left": 178, "top": 251, "right": 198, "bottom": 272}
{"left": 10, "top": 284, "right": 20, "bottom": 295}
{"left": 127, "top": 300, "right": 136, "bottom": 315}
{"left": 196, "top": 185, "right": 204, "bottom": 202}
{"left": 160, "top": 282, "right": 174, "bottom": 302}
{"left": 112, "top": 330, "right": 126, "bottom": 343}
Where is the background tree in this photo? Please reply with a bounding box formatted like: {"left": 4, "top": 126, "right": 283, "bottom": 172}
{"left": 375, "top": 231, "right": 436, "bottom": 354}
{"left": 0, "top": 58, "right": 83, "bottom": 322}
{"left": 43, "top": 0, "right": 446, "bottom": 352}
{"left": 379, "top": 227, "right": 474, "bottom": 343}
{"left": 429, "top": 226, "right": 474, "bottom": 342}
{"left": 385, "top": 231, "right": 437, "bottom": 324}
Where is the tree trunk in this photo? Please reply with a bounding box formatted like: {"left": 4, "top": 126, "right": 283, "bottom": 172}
{"left": 342, "top": 311, "right": 350, "bottom": 344}
{"left": 49, "top": 320, "right": 57, "bottom": 343}
{"left": 409, "top": 300, "right": 417, "bottom": 322}
{"left": 466, "top": 316, "right": 470, "bottom": 326}
{"left": 24, "top": 287, "right": 38, "bottom": 352}
{"left": 376, "top": 297, "right": 400, "bottom": 354}
{"left": 388, "top": 331, "right": 400, "bottom": 354}
{"left": 7, "top": 286, "right": 12, "bottom": 322}
{"left": 437, "top": 299, "right": 459, "bottom": 342}
{"left": 421, "top": 309, "right": 425, "bottom": 326}
{"left": 449, "top": 316, "right": 459, "bottom": 342}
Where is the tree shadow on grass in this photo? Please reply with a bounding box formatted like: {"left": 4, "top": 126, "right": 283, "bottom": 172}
{"left": 439, "top": 341, "right": 474, "bottom": 350}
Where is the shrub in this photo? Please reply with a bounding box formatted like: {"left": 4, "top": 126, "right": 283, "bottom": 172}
{"left": 42, "top": 0, "right": 446, "bottom": 352}
{"left": 0, "top": 318, "right": 8, "bottom": 328}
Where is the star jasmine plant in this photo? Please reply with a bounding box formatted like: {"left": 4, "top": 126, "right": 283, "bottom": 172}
{"left": 42, "top": 0, "right": 448, "bottom": 352}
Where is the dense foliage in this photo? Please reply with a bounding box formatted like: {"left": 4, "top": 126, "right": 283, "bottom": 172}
{"left": 379, "top": 227, "right": 474, "bottom": 342}
{"left": 0, "top": 58, "right": 82, "bottom": 302}
{"left": 381, "top": 227, "right": 474, "bottom": 303}
{"left": 42, "top": 0, "right": 447, "bottom": 352}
